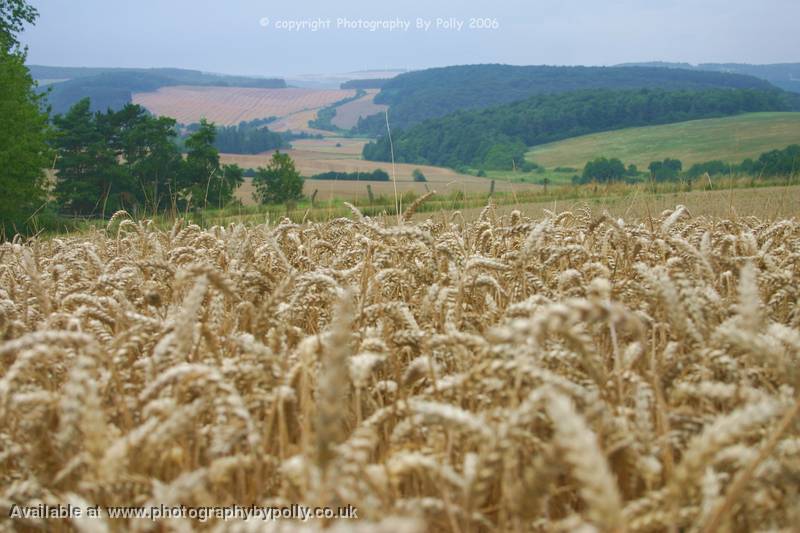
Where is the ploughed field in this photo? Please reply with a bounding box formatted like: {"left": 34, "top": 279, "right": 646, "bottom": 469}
{"left": 1, "top": 205, "right": 799, "bottom": 531}
{"left": 132, "top": 86, "right": 355, "bottom": 126}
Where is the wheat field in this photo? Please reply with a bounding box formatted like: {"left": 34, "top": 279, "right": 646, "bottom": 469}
{"left": 1, "top": 204, "right": 799, "bottom": 532}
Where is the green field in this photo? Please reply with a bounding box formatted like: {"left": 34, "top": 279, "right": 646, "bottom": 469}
{"left": 526, "top": 112, "right": 800, "bottom": 169}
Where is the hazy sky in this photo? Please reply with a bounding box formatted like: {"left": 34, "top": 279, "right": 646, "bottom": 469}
{"left": 21, "top": 0, "right": 800, "bottom": 77}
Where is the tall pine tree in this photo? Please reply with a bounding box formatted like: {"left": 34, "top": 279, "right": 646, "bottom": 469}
{"left": 181, "top": 119, "right": 242, "bottom": 209}
{"left": 53, "top": 98, "right": 127, "bottom": 216}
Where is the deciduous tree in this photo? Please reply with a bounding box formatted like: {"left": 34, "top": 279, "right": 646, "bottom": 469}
{"left": 0, "top": 0, "right": 51, "bottom": 236}
{"left": 252, "top": 151, "right": 304, "bottom": 204}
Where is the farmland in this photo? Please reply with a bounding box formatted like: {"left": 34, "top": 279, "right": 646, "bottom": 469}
{"left": 8, "top": 0, "right": 800, "bottom": 528}
{"left": 330, "top": 89, "right": 388, "bottom": 129}
{"left": 221, "top": 137, "right": 541, "bottom": 205}
{"left": 267, "top": 109, "right": 331, "bottom": 135}
{"left": 132, "top": 86, "right": 355, "bottom": 126}
{"left": 221, "top": 137, "right": 470, "bottom": 180}
{"left": 198, "top": 178, "right": 800, "bottom": 228}
{"left": 234, "top": 175, "right": 539, "bottom": 206}
{"left": 443, "top": 183, "right": 800, "bottom": 222}
{"left": 2, "top": 202, "right": 799, "bottom": 531}
{"left": 527, "top": 112, "right": 800, "bottom": 169}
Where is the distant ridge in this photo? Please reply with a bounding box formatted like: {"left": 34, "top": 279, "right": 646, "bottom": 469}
{"left": 617, "top": 62, "right": 800, "bottom": 93}
{"left": 28, "top": 65, "right": 286, "bottom": 87}
{"left": 340, "top": 79, "right": 390, "bottom": 90}
{"left": 28, "top": 65, "right": 286, "bottom": 115}
{"left": 354, "top": 63, "right": 780, "bottom": 133}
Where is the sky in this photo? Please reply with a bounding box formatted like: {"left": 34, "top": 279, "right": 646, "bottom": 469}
{"left": 20, "top": 0, "right": 800, "bottom": 77}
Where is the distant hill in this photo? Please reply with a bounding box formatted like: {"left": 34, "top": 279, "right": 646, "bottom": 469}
{"left": 363, "top": 87, "right": 798, "bottom": 170}
{"left": 29, "top": 65, "right": 286, "bottom": 88}
{"left": 286, "top": 69, "right": 407, "bottom": 89}
{"left": 340, "top": 78, "right": 390, "bottom": 90}
{"left": 526, "top": 112, "right": 800, "bottom": 169}
{"left": 354, "top": 64, "right": 779, "bottom": 134}
{"left": 29, "top": 66, "right": 286, "bottom": 115}
{"left": 618, "top": 62, "right": 800, "bottom": 94}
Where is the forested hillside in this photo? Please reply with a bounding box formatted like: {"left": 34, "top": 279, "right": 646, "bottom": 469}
{"left": 354, "top": 64, "right": 779, "bottom": 134}
{"left": 363, "top": 87, "right": 796, "bottom": 169}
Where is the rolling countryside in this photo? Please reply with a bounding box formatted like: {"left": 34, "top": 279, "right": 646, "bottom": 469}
{"left": 527, "top": 112, "right": 800, "bottom": 169}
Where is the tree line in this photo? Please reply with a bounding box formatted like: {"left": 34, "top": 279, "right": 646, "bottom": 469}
{"left": 211, "top": 121, "right": 285, "bottom": 154}
{"left": 179, "top": 118, "right": 320, "bottom": 155}
{"left": 686, "top": 144, "right": 800, "bottom": 178}
{"left": 49, "top": 99, "right": 310, "bottom": 217}
{"left": 52, "top": 99, "right": 244, "bottom": 216}
{"left": 363, "top": 88, "right": 795, "bottom": 170}
{"left": 576, "top": 144, "right": 800, "bottom": 184}
{"left": 308, "top": 169, "right": 390, "bottom": 182}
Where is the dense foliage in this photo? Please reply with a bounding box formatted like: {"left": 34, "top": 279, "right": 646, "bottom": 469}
{"left": 687, "top": 145, "right": 800, "bottom": 179}
{"left": 363, "top": 88, "right": 794, "bottom": 170}
{"left": 180, "top": 118, "right": 320, "bottom": 155}
{"left": 741, "top": 144, "right": 800, "bottom": 176}
{"left": 252, "top": 151, "right": 304, "bottom": 204}
{"left": 309, "top": 169, "right": 390, "bottom": 182}
{"left": 181, "top": 120, "right": 244, "bottom": 210}
{"left": 0, "top": 0, "right": 51, "bottom": 237}
{"left": 686, "top": 160, "right": 732, "bottom": 179}
{"left": 582, "top": 157, "right": 626, "bottom": 182}
{"left": 648, "top": 158, "right": 684, "bottom": 181}
{"left": 213, "top": 122, "right": 285, "bottom": 154}
{"left": 354, "top": 63, "right": 781, "bottom": 134}
{"left": 642, "top": 145, "right": 800, "bottom": 182}
{"left": 582, "top": 144, "right": 800, "bottom": 184}
{"left": 0, "top": 0, "right": 37, "bottom": 48}
{"left": 571, "top": 159, "right": 639, "bottom": 185}
{"left": 353, "top": 112, "right": 386, "bottom": 137}
{"left": 52, "top": 100, "right": 242, "bottom": 215}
